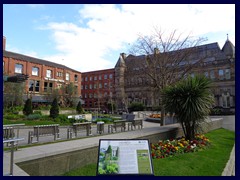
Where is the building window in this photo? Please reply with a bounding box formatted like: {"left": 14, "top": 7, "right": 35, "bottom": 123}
{"left": 85, "top": 77, "right": 88, "bottom": 81}
{"left": 28, "top": 80, "right": 40, "bottom": 92}
{"left": 210, "top": 70, "right": 215, "bottom": 80}
{"left": 109, "top": 74, "right": 113, "bottom": 79}
{"left": 32, "top": 67, "right": 39, "bottom": 76}
{"left": 57, "top": 83, "right": 62, "bottom": 89}
{"left": 57, "top": 72, "right": 63, "bottom": 77}
{"left": 218, "top": 69, "right": 224, "bottom": 80}
{"left": 99, "top": 75, "right": 102, "bottom": 80}
{"left": 225, "top": 69, "right": 231, "bottom": 80}
{"left": 81, "top": 85, "right": 83, "bottom": 90}
{"left": 44, "top": 82, "right": 53, "bottom": 92}
{"left": 104, "top": 74, "right": 108, "bottom": 79}
{"left": 15, "top": 64, "right": 23, "bottom": 74}
{"left": 89, "top": 93, "right": 93, "bottom": 98}
{"left": 204, "top": 71, "right": 209, "bottom": 78}
{"left": 99, "top": 83, "right": 102, "bottom": 88}
{"left": 66, "top": 73, "right": 70, "bottom": 81}
{"left": 104, "top": 83, "right": 108, "bottom": 88}
{"left": 222, "top": 91, "right": 230, "bottom": 108}
{"left": 89, "top": 84, "right": 92, "bottom": 89}
{"left": 46, "top": 70, "right": 52, "bottom": 78}
{"left": 109, "top": 82, "right": 113, "bottom": 88}
{"left": 85, "top": 94, "right": 88, "bottom": 98}
{"left": 85, "top": 85, "right": 88, "bottom": 89}
{"left": 94, "top": 84, "right": 97, "bottom": 89}
{"left": 74, "top": 74, "right": 78, "bottom": 82}
{"left": 94, "top": 76, "right": 97, "bottom": 80}
{"left": 104, "top": 92, "right": 108, "bottom": 97}
{"left": 190, "top": 72, "right": 195, "bottom": 78}
{"left": 90, "top": 76, "right": 92, "bottom": 81}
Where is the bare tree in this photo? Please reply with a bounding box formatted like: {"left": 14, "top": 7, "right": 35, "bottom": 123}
{"left": 128, "top": 28, "right": 207, "bottom": 125}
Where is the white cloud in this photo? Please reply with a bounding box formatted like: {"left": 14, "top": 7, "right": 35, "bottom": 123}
{"left": 26, "top": 4, "right": 45, "bottom": 8}
{"left": 43, "top": 4, "right": 235, "bottom": 72}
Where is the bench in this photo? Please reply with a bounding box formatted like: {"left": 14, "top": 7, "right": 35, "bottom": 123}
{"left": 111, "top": 120, "right": 126, "bottom": 132}
{"left": 131, "top": 119, "right": 143, "bottom": 130}
{"left": 67, "top": 122, "right": 92, "bottom": 139}
{"left": 3, "top": 124, "right": 25, "bottom": 149}
{"left": 28, "top": 124, "right": 60, "bottom": 144}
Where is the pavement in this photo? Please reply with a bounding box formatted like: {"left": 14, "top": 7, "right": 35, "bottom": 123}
{"left": 3, "top": 116, "right": 235, "bottom": 176}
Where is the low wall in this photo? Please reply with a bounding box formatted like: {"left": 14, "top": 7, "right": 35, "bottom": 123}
{"left": 16, "top": 118, "right": 222, "bottom": 176}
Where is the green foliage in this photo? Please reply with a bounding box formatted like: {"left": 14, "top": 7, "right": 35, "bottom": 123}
{"left": 23, "top": 98, "right": 33, "bottom": 116}
{"left": 105, "top": 163, "right": 118, "bottom": 174}
{"left": 163, "top": 75, "right": 214, "bottom": 140}
{"left": 95, "top": 118, "right": 112, "bottom": 123}
{"left": 128, "top": 102, "right": 145, "bottom": 112}
{"left": 54, "top": 114, "right": 69, "bottom": 124}
{"left": 3, "top": 113, "right": 25, "bottom": 120}
{"left": 50, "top": 98, "right": 59, "bottom": 118}
{"left": 26, "top": 114, "right": 42, "bottom": 120}
{"left": 106, "top": 145, "right": 112, "bottom": 154}
{"left": 33, "top": 110, "right": 42, "bottom": 115}
{"left": 76, "top": 101, "right": 84, "bottom": 114}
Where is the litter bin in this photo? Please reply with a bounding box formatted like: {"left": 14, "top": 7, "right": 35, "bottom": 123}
{"left": 97, "top": 121, "right": 104, "bottom": 134}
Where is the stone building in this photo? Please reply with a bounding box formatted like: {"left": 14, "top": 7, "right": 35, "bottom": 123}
{"left": 114, "top": 38, "right": 235, "bottom": 113}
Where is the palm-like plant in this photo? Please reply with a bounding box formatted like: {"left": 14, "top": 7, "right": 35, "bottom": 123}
{"left": 162, "top": 75, "right": 214, "bottom": 140}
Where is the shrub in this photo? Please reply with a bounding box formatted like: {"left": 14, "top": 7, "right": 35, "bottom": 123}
{"left": 50, "top": 98, "right": 59, "bottom": 118}
{"left": 55, "top": 114, "right": 69, "bottom": 124}
{"left": 128, "top": 102, "right": 145, "bottom": 112}
{"left": 76, "top": 101, "right": 84, "bottom": 114}
{"left": 33, "top": 110, "right": 42, "bottom": 115}
{"left": 3, "top": 113, "right": 24, "bottom": 120}
{"left": 26, "top": 114, "right": 42, "bottom": 120}
{"left": 23, "top": 98, "right": 33, "bottom": 116}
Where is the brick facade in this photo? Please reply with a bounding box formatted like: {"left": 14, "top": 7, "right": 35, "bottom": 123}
{"left": 81, "top": 69, "right": 115, "bottom": 112}
{"left": 3, "top": 50, "right": 82, "bottom": 104}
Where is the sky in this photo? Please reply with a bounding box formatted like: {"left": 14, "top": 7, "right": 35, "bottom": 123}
{"left": 3, "top": 4, "right": 235, "bottom": 72}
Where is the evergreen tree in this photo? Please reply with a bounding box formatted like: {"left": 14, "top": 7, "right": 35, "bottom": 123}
{"left": 23, "top": 98, "right": 33, "bottom": 116}
{"left": 76, "top": 101, "right": 84, "bottom": 114}
{"left": 50, "top": 98, "right": 59, "bottom": 118}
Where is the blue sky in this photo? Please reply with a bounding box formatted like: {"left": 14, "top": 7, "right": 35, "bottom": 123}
{"left": 3, "top": 4, "right": 235, "bottom": 72}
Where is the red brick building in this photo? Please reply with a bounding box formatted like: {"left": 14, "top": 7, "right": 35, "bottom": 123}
{"left": 81, "top": 69, "right": 115, "bottom": 112}
{"left": 3, "top": 38, "right": 82, "bottom": 105}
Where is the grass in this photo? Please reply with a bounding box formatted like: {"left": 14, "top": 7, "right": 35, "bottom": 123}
{"left": 62, "top": 128, "right": 235, "bottom": 176}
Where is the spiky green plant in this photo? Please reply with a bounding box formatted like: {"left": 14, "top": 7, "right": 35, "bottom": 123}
{"left": 162, "top": 75, "right": 214, "bottom": 140}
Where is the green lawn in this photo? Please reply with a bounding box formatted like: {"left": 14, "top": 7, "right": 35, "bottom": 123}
{"left": 62, "top": 128, "right": 235, "bottom": 176}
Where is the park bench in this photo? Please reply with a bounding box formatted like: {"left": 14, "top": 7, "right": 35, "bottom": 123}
{"left": 131, "top": 119, "right": 143, "bottom": 130}
{"left": 3, "top": 124, "right": 25, "bottom": 149}
{"left": 28, "top": 124, "right": 60, "bottom": 144}
{"left": 67, "top": 122, "right": 92, "bottom": 139}
{"left": 109, "top": 120, "right": 126, "bottom": 133}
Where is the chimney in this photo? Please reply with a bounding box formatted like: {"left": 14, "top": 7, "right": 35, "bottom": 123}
{"left": 3, "top": 36, "right": 6, "bottom": 50}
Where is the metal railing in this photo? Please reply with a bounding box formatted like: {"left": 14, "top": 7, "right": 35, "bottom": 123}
{"left": 3, "top": 138, "right": 24, "bottom": 176}
{"left": 3, "top": 124, "right": 25, "bottom": 150}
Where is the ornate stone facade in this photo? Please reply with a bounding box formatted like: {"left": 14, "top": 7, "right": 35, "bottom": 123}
{"left": 114, "top": 39, "right": 235, "bottom": 113}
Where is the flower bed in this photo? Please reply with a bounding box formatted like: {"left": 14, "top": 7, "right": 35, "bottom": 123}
{"left": 151, "top": 134, "right": 211, "bottom": 159}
